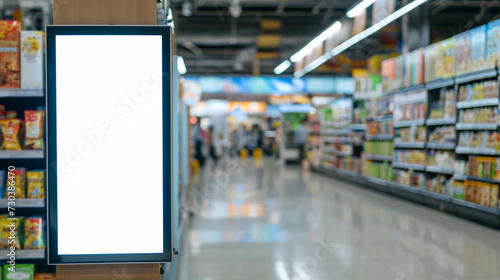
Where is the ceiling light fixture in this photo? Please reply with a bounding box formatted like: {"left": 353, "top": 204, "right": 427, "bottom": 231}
{"left": 346, "top": 0, "right": 376, "bottom": 18}
{"left": 290, "top": 21, "right": 341, "bottom": 63}
{"left": 274, "top": 60, "right": 291, "bottom": 75}
{"left": 177, "top": 56, "right": 187, "bottom": 75}
{"left": 294, "top": 0, "right": 429, "bottom": 78}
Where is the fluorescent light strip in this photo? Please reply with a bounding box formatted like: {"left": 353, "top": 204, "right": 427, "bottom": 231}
{"left": 177, "top": 56, "right": 187, "bottom": 75}
{"left": 274, "top": 60, "right": 291, "bottom": 75}
{"left": 295, "top": 0, "right": 428, "bottom": 78}
{"left": 290, "top": 21, "right": 341, "bottom": 63}
{"left": 347, "top": 0, "right": 376, "bottom": 18}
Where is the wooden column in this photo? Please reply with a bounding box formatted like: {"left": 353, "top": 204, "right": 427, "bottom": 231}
{"left": 53, "top": 1, "right": 162, "bottom": 279}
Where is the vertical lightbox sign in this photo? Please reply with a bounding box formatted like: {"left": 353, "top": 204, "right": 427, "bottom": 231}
{"left": 47, "top": 26, "right": 172, "bottom": 264}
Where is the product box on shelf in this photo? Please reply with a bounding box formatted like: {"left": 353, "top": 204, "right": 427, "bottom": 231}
{"left": 426, "top": 175, "right": 450, "bottom": 195}
{"left": 428, "top": 126, "right": 456, "bottom": 144}
{"left": 411, "top": 48, "right": 425, "bottom": 86}
{"left": 425, "top": 42, "right": 440, "bottom": 82}
{"left": 441, "top": 37, "right": 455, "bottom": 79}
{"left": 381, "top": 58, "right": 395, "bottom": 92}
{"left": 393, "top": 90, "right": 427, "bottom": 123}
{"left": 395, "top": 126, "right": 426, "bottom": 143}
{"left": 471, "top": 25, "right": 487, "bottom": 72}
{"left": 3, "top": 264, "right": 34, "bottom": 280}
{"left": 393, "top": 55, "right": 405, "bottom": 90}
{"left": 0, "top": 20, "right": 20, "bottom": 89}
{"left": 427, "top": 150, "right": 455, "bottom": 168}
{"left": 21, "top": 31, "right": 44, "bottom": 89}
{"left": 487, "top": 19, "right": 500, "bottom": 68}
{"left": 455, "top": 31, "right": 472, "bottom": 75}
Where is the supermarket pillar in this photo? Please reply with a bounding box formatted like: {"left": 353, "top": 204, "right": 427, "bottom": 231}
{"left": 48, "top": 1, "right": 172, "bottom": 279}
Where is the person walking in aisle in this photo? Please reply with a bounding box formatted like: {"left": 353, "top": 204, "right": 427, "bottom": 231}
{"left": 207, "top": 126, "right": 218, "bottom": 166}
{"left": 191, "top": 118, "right": 205, "bottom": 166}
{"left": 294, "top": 118, "right": 308, "bottom": 163}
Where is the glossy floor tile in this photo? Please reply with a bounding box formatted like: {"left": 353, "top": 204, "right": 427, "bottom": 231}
{"left": 177, "top": 158, "right": 500, "bottom": 280}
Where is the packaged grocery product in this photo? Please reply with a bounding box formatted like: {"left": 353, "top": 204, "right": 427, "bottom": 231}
{"left": 487, "top": 19, "right": 500, "bottom": 68}
{"left": 21, "top": 31, "right": 44, "bottom": 89}
{"left": 0, "top": 119, "right": 23, "bottom": 150}
{"left": 455, "top": 31, "right": 472, "bottom": 75}
{"left": 3, "top": 264, "right": 34, "bottom": 280}
{"left": 0, "top": 21, "right": 20, "bottom": 89}
{"left": 27, "top": 170, "right": 44, "bottom": 199}
{"left": 5, "top": 168, "right": 26, "bottom": 198}
{"left": 24, "top": 110, "right": 45, "bottom": 150}
{"left": 0, "top": 217, "right": 24, "bottom": 250}
{"left": 5, "top": 111, "right": 15, "bottom": 119}
{"left": 411, "top": 48, "right": 425, "bottom": 86}
{"left": 381, "top": 58, "right": 395, "bottom": 92}
{"left": 425, "top": 43, "right": 439, "bottom": 82}
{"left": 490, "top": 185, "right": 499, "bottom": 208}
{"left": 24, "top": 217, "right": 44, "bottom": 249}
{"left": 471, "top": 25, "right": 487, "bottom": 71}
{"left": 441, "top": 37, "right": 455, "bottom": 79}
{"left": 0, "top": 170, "right": 4, "bottom": 199}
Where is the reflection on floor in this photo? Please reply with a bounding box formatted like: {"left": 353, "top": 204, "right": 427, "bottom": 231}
{"left": 177, "top": 158, "right": 500, "bottom": 280}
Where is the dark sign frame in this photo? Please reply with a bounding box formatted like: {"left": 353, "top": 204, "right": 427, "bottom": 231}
{"left": 46, "top": 25, "right": 172, "bottom": 265}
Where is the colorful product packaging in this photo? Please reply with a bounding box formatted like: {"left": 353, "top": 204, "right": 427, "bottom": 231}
{"left": 455, "top": 31, "right": 472, "bottom": 75}
{"left": 24, "top": 217, "right": 44, "bottom": 250}
{"left": 441, "top": 37, "right": 455, "bottom": 79}
{"left": 411, "top": 48, "right": 424, "bottom": 86}
{"left": 487, "top": 19, "right": 500, "bottom": 68}
{"left": 27, "top": 170, "right": 44, "bottom": 199}
{"left": 21, "top": 31, "right": 44, "bottom": 89}
{"left": 24, "top": 110, "right": 45, "bottom": 150}
{"left": 381, "top": 58, "right": 395, "bottom": 92}
{"left": 3, "top": 264, "right": 34, "bottom": 280}
{"left": 0, "top": 119, "right": 24, "bottom": 150}
{"left": 0, "top": 217, "right": 24, "bottom": 250}
{"left": 5, "top": 168, "right": 26, "bottom": 199}
{"left": 0, "top": 21, "right": 20, "bottom": 89}
{"left": 471, "top": 25, "right": 487, "bottom": 72}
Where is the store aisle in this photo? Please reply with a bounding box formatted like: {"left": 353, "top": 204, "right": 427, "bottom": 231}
{"left": 177, "top": 159, "right": 500, "bottom": 280}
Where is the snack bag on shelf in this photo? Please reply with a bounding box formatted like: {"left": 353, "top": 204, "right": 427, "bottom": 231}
{"left": 24, "top": 217, "right": 44, "bottom": 249}
{"left": 3, "top": 264, "right": 34, "bottom": 280}
{"left": 24, "top": 110, "right": 45, "bottom": 150}
{"left": 490, "top": 185, "right": 499, "bottom": 208}
{"left": 21, "top": 31, "right": 45, "bottom": 89}
{"left": 27, "top": 170, "right": 44, "bottom": 199}
{"left": 0, "top": 21, "right": 21, "bottom": 89}
{"left": 0, "top": 119, "right": 24, "bottom": 150}
{"left": 5, "top": 111, "right": 16, "bottom": 119}
{"left": 0, "top": 216, "right": 24, "bottom": 250}
{"left": 6, "top": 168, "right": 26, "bottom": 198}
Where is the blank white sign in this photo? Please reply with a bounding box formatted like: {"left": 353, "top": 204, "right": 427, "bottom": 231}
{"left": 55, "top": 35, "right": 164, "bottom": 255}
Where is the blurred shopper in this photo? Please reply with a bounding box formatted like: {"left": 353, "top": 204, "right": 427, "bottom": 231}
{"left": 207, "top": 126, "right": 218, "bottom": 165}
{"left": 191, "top": 118, "right": 205, "bottom": 166}
{"left": 295, "top": 118, "right": 308, "bottom": 162}
{"left": 233, "top": 124, "right": 247, "bottom": 156}
{"left": 246, "top": 124, "right": 263, "bottom": 154}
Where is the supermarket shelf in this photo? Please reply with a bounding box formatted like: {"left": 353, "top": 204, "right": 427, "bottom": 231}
{"left": 334, "top": 151, "right": 353, "bottom": 157}
{"left": 393, "top": 119, "right": 425, "bottom": 128}
{"left": 452, "top": 198, "right": 500, "bottom": 214}
{"left": 323, "top": 147, "right": 339, "bottom": 153}
{"left": 0, "top": 88, "right": 44, "bottom": 97}
{"left": 365, "top": 134, "right": 394, "bottom": 140}
{"left": 322, "top": 155, "right": 337, "bottom": 161}
{"left": 465, "top": 176, "right": 500, "bottom": 184}
{"left": 455, "top": 68, "right": 498, "bottom": 84}
{"left": 426, "top": 166, "right": 454, "bottom": 175}
{"left": 426, "top": 143, "right": 456, "bottom": 150}
{"left": 393, "top": 84, "right": 426, "bottom": 95}
{"left": 365, "top": 154, "right": 393, "bottom": 161}
{"left": 364, "top": 176, "right": 390, "bottom": 186}
{"left": 392, "top": 162, "right": 426, "bottom": 171}
{"left": 389, "top": 182, "right": 421, "bottom": 194}
{"left": 0, "top": 250, "right": 45, "bottom": 260}
{"left": 455, "top": 146, "right": 499, "bottom": 155}
{"left": 455, "top": 123, "right": 497, "bottom": 130}
{"left": 452, "top": 174, "right": 468, "bottom": 181}
{"left": 426, "top": 118, "right": 456, "bottom": 126}
{"left": 323, "top": 137, "right": 351, "bottom": 144}
{"left": 0, "top": 150, "right": 44, "bottom": 159}
{"left": 393, "top": 141, "right": 425, "bottom": 148}
{"left": 350, "top": 124, "right": 366, "bottom": 130}
{"left": 456, "top": 98, "right": 499, "bottom": 109}
{"left": 420, "top": 189, "right": 452, "bottom": 202}
{"left": 0, "top": 199, "right": 45, "bottom": 208}
{"left": 425, "top": 78, "right": 455, "bottom": 90}
{"left": 323, "top": 129, "right": 350, "bottom": 136}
